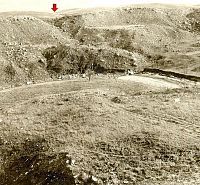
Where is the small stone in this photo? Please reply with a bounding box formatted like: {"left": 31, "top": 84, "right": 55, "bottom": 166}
{"left": 174, "top": 98, "right": 180, "bottom": 103}
{"left": 124, "top": 179, "right": 129, "bottom": 184}
{"left": 26, "top": 81, "right": 33, "bottom": 85}
{"left": 80, "top": 172, "right": 90, "bottom": 182}
{"left": 91, "top": 176, "right": 98, "bottom": 182}
{"left": 71, "top": 159, "right": 75, "bottom": 165}
{"left": 112, "top": 178, "right": 119, "bottom": 184}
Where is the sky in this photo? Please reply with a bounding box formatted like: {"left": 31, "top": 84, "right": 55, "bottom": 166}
{"left": 0, "top": 0, "right": 199, "bottom": 12}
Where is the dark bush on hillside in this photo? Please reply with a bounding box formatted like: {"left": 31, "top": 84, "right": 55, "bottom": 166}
{"left": 93, "top": 63, "right": 107, "bottom": 73}
{"left": 186, "top": 10, "right": 200, "bottom": 32}
{"left": 149, "top": 54, "right": 165, "bottom": 61}
{"left": 4, "top": 64, "right": 16, "bottom": 81}
{"left": 192, "top": 42, "right": 200, "bottom": 47}
{"left": 42, "top": 46, "right": 58, "bottom": 60}
{"left": 0, "top": 137, "right": 75, "bottom": 185}
{"left": 111, "top": 97, "right": 122, "bottom": 104}
{"left": 42, "top": 44, "right": 137, "bottom": 75}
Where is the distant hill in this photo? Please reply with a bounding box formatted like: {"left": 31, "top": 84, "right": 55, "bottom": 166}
{"left": 0, "top": 13, "right": 72, "bottom": 87}
{"left": 0, "top": 4, "right": 200, "bottom": 87}
{"left": 54, "top": 6, "right": 200, "bottom": 74}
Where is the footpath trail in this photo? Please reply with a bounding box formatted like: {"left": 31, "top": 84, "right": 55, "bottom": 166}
{"left": 0, "top": 79, "right": 94, "bottom": 106}
{"left": 118, "top": 75, "right": 181, "bottom": 89}
{"left": 0, "top": 76, "right": 145, "bottom": 106}
{"left": 0, "top": 74, "right": 197, "bottom": 107}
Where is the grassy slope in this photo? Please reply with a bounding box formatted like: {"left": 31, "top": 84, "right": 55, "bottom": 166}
{"left": 0, "top": 6, "right": 199, "bottom": 184}
{"left": 0, "top": 15, "right": 73, "bottom": 87}
{"left": 0, "top": 78, "right": 199, "bottom": 184}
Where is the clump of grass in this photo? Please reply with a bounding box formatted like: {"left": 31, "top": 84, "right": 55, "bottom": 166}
{"left": 111, "top": 97, "right": 122, "bottom": 103}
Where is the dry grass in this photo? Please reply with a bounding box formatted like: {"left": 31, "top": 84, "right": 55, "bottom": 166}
{"left": 0, "top": 5, "right": 200, "bottom": 184}
{"left": 0, "top": 77, "right": 199, "bottom": 184}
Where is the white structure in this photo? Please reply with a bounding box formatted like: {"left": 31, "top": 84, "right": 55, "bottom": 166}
{"left": 127, "top": 69, "right": 134, "bottom": 75}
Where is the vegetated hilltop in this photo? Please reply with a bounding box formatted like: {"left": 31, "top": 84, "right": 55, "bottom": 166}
{"left": 1, "top": 5, "right": 200, "bottom": 87}
{"left": 57, "top": 6, "right": 194, "bottom": 52}
{"left": 55, "top": 5, "right": 200, "bottom": 74}
{"left": 42, "top": 44, "right": 144, "bottom": 75}
{"left": 0, "top": 15, "right": 72, "bottom": 87}
{"left": 0, "top": 14, "right": 72, "bottom": 45}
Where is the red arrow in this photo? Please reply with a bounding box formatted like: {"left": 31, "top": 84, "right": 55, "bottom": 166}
{"left": 52, "top": 4, "right": 58, "bottom": 12}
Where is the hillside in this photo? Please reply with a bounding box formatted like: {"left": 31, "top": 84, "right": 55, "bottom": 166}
{"left": 0, "top": 77, "right": 199, "bottom": 184}
{"left": 0, "top": 5, "right": 200, "bottom": 87}
{"left": 0, "top": 4, "right": 199, "bottom": 185}
{"left": 0, "top": 15, "right": 72, "bottom": 87}
{"left": 54, "top": 6, "right": 200, "bottom": 75}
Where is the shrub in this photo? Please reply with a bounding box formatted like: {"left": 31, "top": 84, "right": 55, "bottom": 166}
{"left": 4, "top": 64, "right": 16, "bottom": 81}
{"left": 0, "top": 137, "right": 75, "bottom": 185}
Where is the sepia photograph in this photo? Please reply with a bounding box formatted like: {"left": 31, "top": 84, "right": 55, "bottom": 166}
{"left": 0, "top": 0, "right": 199, "bottom": 184}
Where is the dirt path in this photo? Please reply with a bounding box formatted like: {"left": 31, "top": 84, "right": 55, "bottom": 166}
{"left": 0, "top": 79, "right": 93, "bottom": 106}
{"left": 185, "top": 50, "right": 200, "bottom": 56}
{"left": 118, "top": 75, "right": 181, "bottom": 89}
{"left": 0, "top": 77, "right": 148, "bottom": 106}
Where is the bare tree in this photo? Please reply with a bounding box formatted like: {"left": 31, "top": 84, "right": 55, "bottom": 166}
{"left": 4, "top": 64, "right": 16, "bottom": 81}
